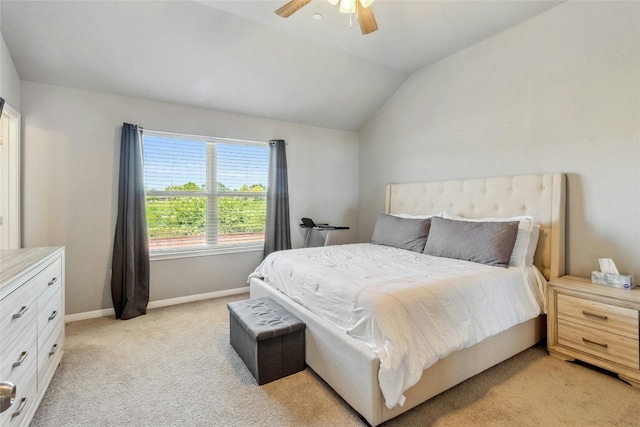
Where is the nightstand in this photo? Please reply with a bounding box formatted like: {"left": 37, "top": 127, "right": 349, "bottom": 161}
{"left": 547, "top": 275, "right": 640, "bottom": 387}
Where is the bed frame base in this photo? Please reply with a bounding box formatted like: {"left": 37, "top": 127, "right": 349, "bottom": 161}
{"left": 250, "top": 277, "right": 545, "bottom": 426}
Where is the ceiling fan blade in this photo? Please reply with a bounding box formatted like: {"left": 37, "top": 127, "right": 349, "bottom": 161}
{"left": 275, "top": 0, "right": 313, "bottom": 18}
{"left": 357, "top": 1, "right": 378, "bottom": 35}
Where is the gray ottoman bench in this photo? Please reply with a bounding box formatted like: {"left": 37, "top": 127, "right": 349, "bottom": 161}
{"left": 228, "top": 297, "right": 306, "bottom": 385}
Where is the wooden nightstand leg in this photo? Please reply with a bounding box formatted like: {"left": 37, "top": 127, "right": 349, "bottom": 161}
{"left": 619, "top": 375, "right": 640, "bottom": 388}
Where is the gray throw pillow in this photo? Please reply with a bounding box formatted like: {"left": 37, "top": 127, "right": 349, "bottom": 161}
{"left": 371, "top": 214, "right": 431, "bottom": 253}
{"left": 424, "top": 216, "right": 519, "bottom": 267}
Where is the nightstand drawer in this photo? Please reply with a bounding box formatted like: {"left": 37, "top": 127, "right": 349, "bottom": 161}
{"left": 557, "top": 293, "right": 639, "bottom": 339}
{"left": 558, "top": 318, "right": 639, "bottom": 369}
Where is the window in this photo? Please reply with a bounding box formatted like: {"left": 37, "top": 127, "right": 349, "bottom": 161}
{"left": 142, "top": 130, "right": 269, "bottom": 258}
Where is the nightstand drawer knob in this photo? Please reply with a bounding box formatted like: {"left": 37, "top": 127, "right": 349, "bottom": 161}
{"left": 582, "top": 337, "right": 608, "bottom": 349}
{"left": 582, "top": 310, "right": 608, "bottom": 321}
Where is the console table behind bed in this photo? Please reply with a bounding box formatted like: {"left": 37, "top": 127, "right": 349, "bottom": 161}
{"left": 250, "top": 173, "right": 566, "bottom": 426}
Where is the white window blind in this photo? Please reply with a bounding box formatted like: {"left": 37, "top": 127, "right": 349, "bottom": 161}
{"left": 142, "top": 130, "right": 269, "bottom": 255}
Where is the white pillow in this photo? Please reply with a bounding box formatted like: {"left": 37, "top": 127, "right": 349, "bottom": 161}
{"left": 525, "top": 224, "right": 541, "bottom": 266}
{"left": 442, "top": 213, "right": 539, "bottom": 267}
{"left": 390, "top": 212, "right": 444, "bottom": 219}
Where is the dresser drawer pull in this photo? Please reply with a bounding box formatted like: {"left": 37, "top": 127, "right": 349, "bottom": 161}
{"left": 48, "top": 310, "right": 58, "bottom": 321}
{"left": 582, "top": 310, "right": 608, "bottom": 321}
{"left": 12, "top": 305, "right": 28, "bottom": 319}
{"left": 48, "top": 277, "right": 58, "bottom": 286}
{"left": 11, "top": 396, "right": 27, "bottom": 418}
{"left": 49, "top": 343, "right": 58, "bottom": 356}
{"left": 12, "top": 351, "right": 28, "bottom": 368}
{"left": 582, "top": 337, "right": 608, "bottom": 349}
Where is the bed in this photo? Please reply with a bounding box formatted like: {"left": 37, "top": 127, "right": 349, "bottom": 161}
{"left": 249, "top": 173, "right": 566, "bottom": 426}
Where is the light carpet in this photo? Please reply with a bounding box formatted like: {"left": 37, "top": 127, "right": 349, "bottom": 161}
{"left": 32, "top": 294, "right": 639, "bottom": 426}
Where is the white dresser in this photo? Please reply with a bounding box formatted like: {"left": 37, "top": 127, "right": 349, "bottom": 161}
{"left": 0, "top": 247, "right": 65, "bottom": 426}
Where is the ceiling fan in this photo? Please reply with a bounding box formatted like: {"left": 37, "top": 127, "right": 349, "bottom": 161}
{"left": 275, "top": 0, "right": 378, "bottom": 35}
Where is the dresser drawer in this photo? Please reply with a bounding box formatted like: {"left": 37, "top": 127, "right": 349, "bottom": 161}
{"left": 38, "top": 286, "right": 63, "bottom": 340}
{"left": 38, "top": 257, "right": 63, "bottom": 304}
{"left": 558, "top": 318, "right": 640, "bottom": 369}
{"left": 0, "top": 318, "right": 38, "bottom": 389}
{"left": 0, "top": 279, "right": 38, "bottom": 350}
{"left": 38, "top": 322, "right": 64, "bottom": 388}
{"left": 557, "top": 293, "right": 639, "bottom": 339}
{"left": 0, "top": 372, "right": 37, "bottom": 427}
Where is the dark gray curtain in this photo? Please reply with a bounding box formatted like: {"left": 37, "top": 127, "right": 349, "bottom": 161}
{"left": 263, "top": 139, "right": 291, "bottom": 258}
{"left": 111, "top": 123, "right": 150, "bottom": 320}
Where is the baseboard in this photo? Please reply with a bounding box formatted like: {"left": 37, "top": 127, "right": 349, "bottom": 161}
{"left": 64, "top": 287, "right": 250, "bottom": 323}
{"left": 65, "top": 307, "right": 116, "bottom": 323}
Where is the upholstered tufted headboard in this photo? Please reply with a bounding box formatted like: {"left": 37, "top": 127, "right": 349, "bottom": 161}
{"left": 385, "top": 173, "right": 566, "bottom": 280}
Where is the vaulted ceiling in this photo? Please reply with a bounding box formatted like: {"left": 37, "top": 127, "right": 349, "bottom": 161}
{"left": 1, "top": 1, "right": 562, "bottom": 131}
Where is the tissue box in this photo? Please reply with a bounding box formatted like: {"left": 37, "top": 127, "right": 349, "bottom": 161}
{"left": 591, "top": 271, "right": 636, "bottom": 289}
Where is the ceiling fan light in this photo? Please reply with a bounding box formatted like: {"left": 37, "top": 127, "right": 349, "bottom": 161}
{"left": 327, "top": 0, "right": 339, "bottom": 5}
{"left": 360, "top": 0, "right": 374, "bottom": 7}
{"left": 339, "top": 0, "right": 357, "bottom": 14}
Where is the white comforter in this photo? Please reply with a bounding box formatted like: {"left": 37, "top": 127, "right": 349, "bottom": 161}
{"left": 249, "top": 243, "right": 545, "bottom": 408}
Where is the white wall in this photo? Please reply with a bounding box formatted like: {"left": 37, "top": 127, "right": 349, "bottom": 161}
{"left": 359, "top": 2, "right": 640, "bottom": 278}
{"left": 21, "top": 82, "right": 359, "bottom": 315}
{"left": 0, "top": 33, "right": 20, "bottom": 110}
